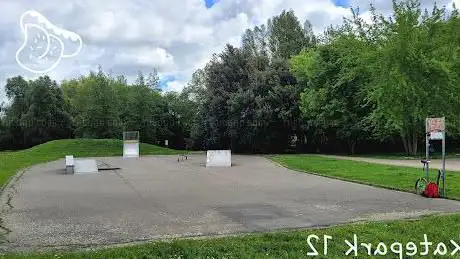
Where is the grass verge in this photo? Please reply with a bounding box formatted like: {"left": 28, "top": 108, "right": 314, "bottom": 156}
{"left": 0, "top": 139, "right": 183, "bottom": 188}
{"left": 3, "top": 213, "right": 460, "bottom": 258}
{"left": 326, "top": 152, "right": 460, "bottom": 160}
{"left": 354, "top": 153, "right": 460, "bottom": 160}
{"left": 270, "top": 154, "right": 460, "bottom": 200}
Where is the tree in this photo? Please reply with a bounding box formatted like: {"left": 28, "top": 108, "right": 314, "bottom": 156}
{"left": 123, "top": 72, "right": 163, "bottom": 144}
{"left": 162, "top": 91, "right": 197, "bottom": 149}
{"left": 186, "top": 69, "right": 210, "bottom": 149}
{"left": 303, "top": 20, "right": 317, "bottom": 47}
{"left": 291, "top": 34, "right": 372, "bottom": 154}
{"left": 363, "top": 0, "right": 460, "bottom": 155}
{"left": 268, "top": 10, "right": 309, "bottom": 59}
{"left": 0, "top": 103, "right": 9, "bottom": 149}
{"left": 2, "top": 76, "right": 73, "bottom": 148}
{"left": 20, "top": 76, "right": 73, "bottom": 146}
{"left": 189, "top": 10, "right": 317, "bottom": 153}
{"left": 62, "top": 68, "right": 170, "bottom": 145}
{"left": 147, "top": 69, "right": 161, "bottom": 92}
{"left": 3, "top": 76, "right": 29, "bottom": 148}
{"left": 202, "top": 44, "right": 250, "bottom": 150}
{"left": 79, "top": 68, "right": 121, "bottom": 138}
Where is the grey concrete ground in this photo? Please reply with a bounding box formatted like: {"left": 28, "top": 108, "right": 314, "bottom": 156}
{"left": 2, "top": 154, "right": 460, "bottom": 252}
{"left": 318, "top": 155, "right": 460, "bottom": 171}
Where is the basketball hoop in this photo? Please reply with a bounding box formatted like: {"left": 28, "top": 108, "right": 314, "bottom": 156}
{"left": 426, "top": 117, "right": 445, "bottom": 140}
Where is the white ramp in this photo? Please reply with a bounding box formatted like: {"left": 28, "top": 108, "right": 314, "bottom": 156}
{"left": 206, "top": 150, "right": 232, "bottom": 167}
{"left": 123, "top": 142, "right": 139, "bottom": 158}
{"left": 74, "top": 159, "right": 98, "bottom": 174}
{"left": 123, "top": 131, "right": 140, "bottom": 158}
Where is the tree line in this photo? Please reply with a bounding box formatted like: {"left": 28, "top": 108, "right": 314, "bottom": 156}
{"left": 1, "top": 0, "right": 459, "bottom": 155}
{"left": 0, "top": 69, "right": 194, "bottom": 150}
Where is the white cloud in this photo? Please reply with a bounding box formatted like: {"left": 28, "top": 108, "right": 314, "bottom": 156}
{"left": 0, "top": 0, "right": 450, "bottom": 101}
{"left": 114, "top": 47, "right": 175, "bottom": 69}
{"left": 84, "top": 11, "right": 116, "bottom": 40}
{"left": 181, "top": 24, "right": 214, "bottom": 43}
{"left": 165, "top": 80, "right": 186, "bottom": 92}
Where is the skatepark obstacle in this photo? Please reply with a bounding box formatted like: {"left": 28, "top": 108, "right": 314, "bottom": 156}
{"left": 65, "top": 155, "right": 75, "bottom": 174}
{"left": 74, "top": 159, "right": 98, "bottom": 174}
{"left": 64, "top": 155, "right": 98, "bottom": 174}
{"left": 206, "top": 150, "right": 231, "bottom": 167}
{"left": 123, "top": 131, "right": 140, "bottom": 158}
{"left": 177, "top": 154, "right": 188, "bottom": 162}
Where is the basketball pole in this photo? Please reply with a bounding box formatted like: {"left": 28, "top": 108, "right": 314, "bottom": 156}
{"left": 442, "top": 117, "right": 446, "bottom": 197}
{"left": 426, "top": 117, "right": 446, "bottom": 198}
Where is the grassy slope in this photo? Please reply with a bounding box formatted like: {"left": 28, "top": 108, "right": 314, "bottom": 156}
{"left": 0, "top": 139, "right": 183, "bottom": 187}
{"left": 270, "top": 154, "right": 460, "bottom": 199}
{"left": 4, "top": 214, "right": 460, "bottom": 258}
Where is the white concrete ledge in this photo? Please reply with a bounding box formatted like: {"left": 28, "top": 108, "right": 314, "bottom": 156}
{"left": 206, "top": 150, "right": 231, "bottom": 167}
{"left": 65, "top": 155, "right": 74, "bottom": 174}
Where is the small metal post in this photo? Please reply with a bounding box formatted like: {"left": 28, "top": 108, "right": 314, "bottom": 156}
{"left": 426, "top": 132, "right": 430, "bottom": 180}
{"left": 442, "top": 131, "right": 446, "bottom": 197}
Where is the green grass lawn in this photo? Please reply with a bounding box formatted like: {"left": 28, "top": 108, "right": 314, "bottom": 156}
{"left": 330, "top": 152, "right": 460, "bottom": 160}
{"left": 358, "top": 153, "right": 460, "bottom": 160}
{"left": 270, "top": 154, "right": 460, "bottom": 200}
{"left": 3, "top": 213, "right": 460, "bottom": 258}
{"left": 0, "top": 139, "right": 183, "bottom": 188}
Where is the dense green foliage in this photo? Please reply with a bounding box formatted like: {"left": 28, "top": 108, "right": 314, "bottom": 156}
{"left": 187, "top": 0, "right": 460, "bottom": 154}
{"left": 0, "top": 139, "right": 182, "bottom": 187}
{"left": 1, "top": 0, "right": 459, "bottom": 154}
{"left": 3, "top": 213, "right": 460, "bottom": 258}
{"left": 1, "top": 76, "right": 73, "bottom": 148}
{"left": 0, "top": 68, "right": 194, "bottom": 150}
{"left": 291, "top": 0, "right": 460, "bottom": 155}
{"left": 188, "top": 10, "right": 315, "bottom": 153}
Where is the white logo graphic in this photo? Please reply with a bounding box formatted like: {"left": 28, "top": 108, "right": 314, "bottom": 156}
{"left": 16, "top": 10, "right": 83, "bottom": 74}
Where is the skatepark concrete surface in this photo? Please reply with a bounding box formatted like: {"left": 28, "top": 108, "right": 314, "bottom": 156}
{"left": 2, "top": 154, "right": 460, "bottom": 252}
{"left": 317, "top": 155, "right": 460, "bottom": 171}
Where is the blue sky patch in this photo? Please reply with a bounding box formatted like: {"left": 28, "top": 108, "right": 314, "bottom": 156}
{"left": 204, "top": 0, "right": 218, "bottom": 8}
{"left": 159, "top": 75, "right": 176, "bottom": 90}
{"left": 333, "top": 0, "right": 349, "bottom": 8}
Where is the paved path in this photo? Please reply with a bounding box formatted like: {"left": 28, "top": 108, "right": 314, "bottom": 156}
{"left": 2, "top": 154, "right": 460, "bottom": 252}
{"left": 317, "top": 155, "right": 460, "bottom": 171}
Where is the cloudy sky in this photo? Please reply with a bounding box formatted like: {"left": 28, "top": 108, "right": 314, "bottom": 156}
{"left": 0, "top": 0, "right": 457, "bottom": 102}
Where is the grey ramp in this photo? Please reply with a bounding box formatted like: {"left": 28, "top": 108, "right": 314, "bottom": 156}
{"left": 2, "top": 154, "right": 460, "bottom": 251}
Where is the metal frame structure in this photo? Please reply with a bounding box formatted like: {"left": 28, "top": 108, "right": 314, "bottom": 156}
{"left": 425, "top": 117, "right": 446, "bottom": 197}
